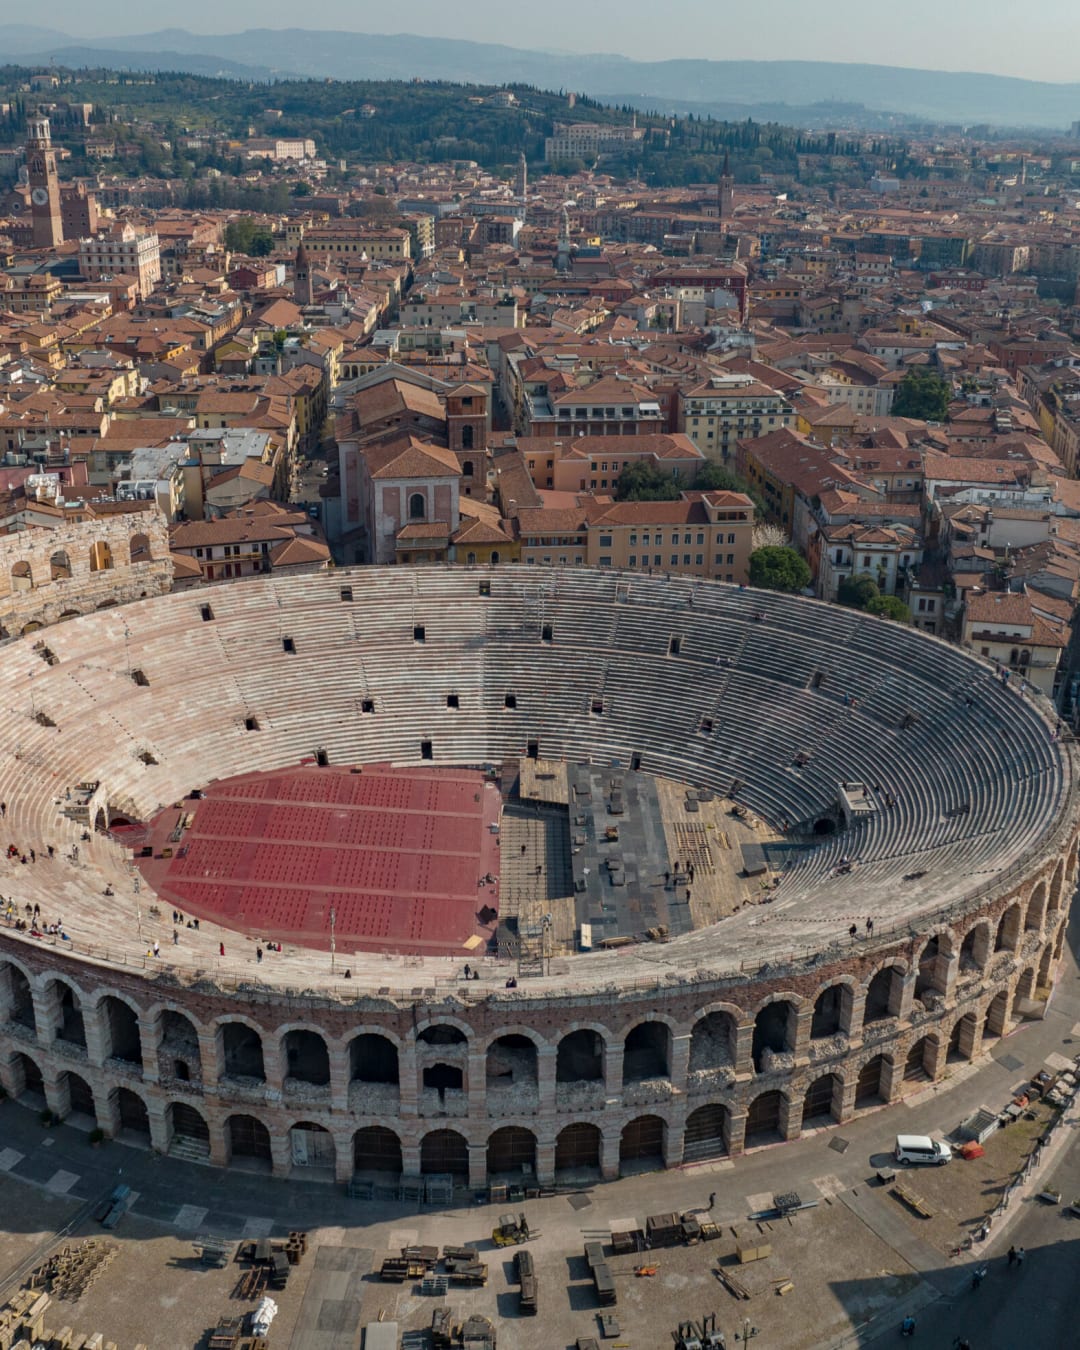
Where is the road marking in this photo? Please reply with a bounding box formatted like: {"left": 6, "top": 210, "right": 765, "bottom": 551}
{"left": 45, "top": 1169, "right": 79, "bottom": 1194}
{"left": 242, "top": 1215, "right": 274, "bottom": 1238}
{"left": 0, "top": 1149, "right": 24, "bottom": 1171}
{"left": 175, "top": 1204, "right": 208, "bottom": 1230}
{"left": 811, "top": 1173, "right": 846, "bottom": 1199}
{"left": 745, "top": 1190, "right": 773, "bottom": 1214}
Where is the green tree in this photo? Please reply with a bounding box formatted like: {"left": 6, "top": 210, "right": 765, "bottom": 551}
{"left": 866, "top": 595, "right": 911, "bottom": 623}
{"left": 749, "top": 546, "right": 811, "bottom": 593}
{"left": 837, "top": 573, "right": 880, "bottom": 609}
{"left": 614, "top": 461, "right": 682, "bottom": 501}
{"left": 891, "top": 367, "right": 951, "bottom": 421}
{"left": 692, "top": 461, "right": 766, "bottom": 517}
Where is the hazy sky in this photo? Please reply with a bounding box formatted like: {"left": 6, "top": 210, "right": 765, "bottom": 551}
{"left": 34, "top": 0, "right": 1080, "bottom": 83}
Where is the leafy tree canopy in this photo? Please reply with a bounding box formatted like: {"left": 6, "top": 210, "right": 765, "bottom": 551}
{"left": 749, "top": 546, "right": 811, "bottom": 593}
{"left": 866, "top": 595, "right": 911, "bottom": 622}
{"left": 224, "top": 217, "right": 275, "bottom": 255}
{"left": 614, "top": 461, "right": 682, "bottom": 501}
{"left": 837, "top": 573, "right": 880, "bottom": 609}
{"left": 891, "top": 367, "right": 951, "bottom": 421}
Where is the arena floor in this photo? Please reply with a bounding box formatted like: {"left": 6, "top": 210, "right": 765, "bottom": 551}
{"left": 130, "top": 764, "right": 502, "bottom": 955}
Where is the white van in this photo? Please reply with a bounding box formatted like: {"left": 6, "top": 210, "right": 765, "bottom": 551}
{"left": 895, "top": 1134, "right": 951, "bottom": 1166}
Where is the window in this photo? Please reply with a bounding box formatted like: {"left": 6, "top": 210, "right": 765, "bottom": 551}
{"left": 629, "top": 555, "right": 637, "bottom": 566}
{"left": 361, "top": 698, "right": 375, "bottom": 713}
{"left": 683, "top": 554, "right": 691, "bottom": 565}
{"left": 447, "top": 694, "right": 460, "bottom": 708}
{"left": 421, "top": 739, "right": 433, "bottom": 760}
{"left": 409, "top": 492, "right": 426, "bottom": 521}
{"left": 917, "top": 598, "right": 927, "bottom": 612}
{"left": 727, "top": 533, "right": 736, "bottom": 544}
{"left": 244, "top": 716, "right": 260, "bottom": 731}
{"left": 727, "top": 554, "right": 735, "bottom": 565}
{"left": 541, "top": 623, "right": 553, "bottom": 643}
{"left": 696, "top": 533, "right": 704, "bottom": 545}
{"left": 462, "top": 459, "right": 474, "bottom": 477}
{"left": 695, "top": 554, "right": 703, "bottom": 565}
{"left": 671, "top": 555, "right": 678, "bottom": 566}
{"left": 629, "top": 533, "right": 638, "bottom": 545}
{"left": 504, "top": 693, "right": 517, "bottom": 709}
{"left": 200, "top": 604, "right": 214, "bottom": 622}
{"left": 599, "top": 556, "right": 612, "bottom": 567}
{"left": 669, "top": 636, "right": 682, "bottom": 655}
{"left": 282, "top": 637, "right": 296, "bottom": 654}
{"left": 413, "top": 625, "right": 425, "bottom": 643}
{"left": 654, "top": 555, "right": 661, "bottom": 565}
{"left": 599, "top": 535, "right": 612, "bottom": 547}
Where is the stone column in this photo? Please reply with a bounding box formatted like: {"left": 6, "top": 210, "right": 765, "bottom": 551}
{"left": 669, "top": 1034, "right": 691, "bottom": 1094}
{"left": 139, "top": 1011, "right": 159, "bottom": 1087}
{"left": 42, "top": 1067, "right": 65, "bottom": 1121}
{"left": 401, "top": 1140, "right": 422, "bottom": 1179}
{"left": 467, "top": 1050, "right": 486, "bottom": 1118}
{"left": 732, "top": 1021, "right": 756, "bottom": 1077}
{"left": 536, "top": 1046, "right": 556, "bottom": 1118}
{"left": 604, "top": 1042, "right": 624, "bottom": 1101}
{"left": 879, "top": 1054, "right": 902, "bottom": 1104}
{"left": 198, "top": 1029, "right": 221, "bottom": 1094}
{"left": 270, "top": 1128, "right": 292, "bottom": 1179}
{"left": 208, "top": 1113, "right": 229, "bottom": 1168}
{"left": 939, "top": 951, "right": 959, "bottom": 1004}
{"left": 30, "top": 985, "right": 56, "bottom": 1050}
{"left": 333, "top": 1130, "right": 353, "bottom": 1184}
{"left": 791, "top": 1006, "right": 814, "bottom": 1065}
{"left": 263, "top": 1035, "right": 285, "bottom": 1095}
{"left": 535, "top": 1135, "right": 555, "bottom": 1187}
{"left": 82, "top": 1003, "right": 108, "bottom": 1068}
{"left": 844, "top": 990, "right": 866, "bottom": 1042}
{"left": 329, "top": 1045, "right": 349, "bottom": 1114}
{"left": 727, "top": 1107, "right": 747, "bottom": 1157}
{"left": 146, "top": 1097, "right": 169, "bottom": 1155}
{"left": 600, "top": 1124, "right": 621, "bottom": 1181}
{"left": 896, "top": 972, "right": 916, "bottom": 1024}
{"left": 399, "top": 1043, "right": 418, "bottom": 1117}
{"left": 664, "top": 1115, "right": 685, "bottom": 1169}
{"left": 468, "top": 1140, "right": 487, "bottom": 1190}
{"left": 778, "top": 1091, "right": 801, "bottom": 1143}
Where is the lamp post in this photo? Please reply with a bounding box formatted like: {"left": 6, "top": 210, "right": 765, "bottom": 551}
{"left": 329, "top": 905, "right": 337, "bottom": 975}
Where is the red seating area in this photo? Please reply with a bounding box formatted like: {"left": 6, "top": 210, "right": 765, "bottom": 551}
{"left": 133, "top": 763, "right": 501, "bottom": 955}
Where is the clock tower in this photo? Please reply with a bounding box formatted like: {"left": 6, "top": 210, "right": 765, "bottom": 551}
{"left": 26, "top": 114, "right": 63, "bottom": 249}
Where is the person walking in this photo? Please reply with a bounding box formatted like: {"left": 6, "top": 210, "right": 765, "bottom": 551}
{"left": 1015, "top": 1247, "right": 1025, "bottom": 1268}
{"left": 256, "top": 946, "right": 263, "bottom": 963}
{"left": 1007, "top": 1245, "right": 1017, "bottom": 1267}
{"left": 708, "top": 1192, "right": 717, "bottom": 1209}
{"left": 152, "top": 940, "right": 160, "bottom": 958}
{"left": 219, "top": 942, "right": 225, "bottom": 957}
{"left": 172, "top": 929, "right": 178, "bottom": 946}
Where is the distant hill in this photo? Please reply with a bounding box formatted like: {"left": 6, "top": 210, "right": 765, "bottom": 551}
{"left": 4, "top": 25, "right": 1080, "bottom": 129}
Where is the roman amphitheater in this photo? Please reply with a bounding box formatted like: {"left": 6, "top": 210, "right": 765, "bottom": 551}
{"left": 0, "top": 565, "right": 1075, "bottom": 1192}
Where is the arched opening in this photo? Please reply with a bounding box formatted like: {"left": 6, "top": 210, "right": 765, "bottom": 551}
{"left": 1049, "top": 861, "right": 1064, "bottom": 915}
{"left": 903, "top": 1036, "right": 936, "bottom": 1087}
{"left": 11, "top": 1052, "right": 44, "bottom": 1104}
{"left": 50, "top": 550, "right": 72, "bottom": 581}
{"left": 420, "top": 1128, "right": 469, "bottom": 1180}
{"left": 995, "top": 903, "right": 1021, "bottom": 953}
{"left": 813, "top": 817, "right": 835, "bottom": 836}
{"left": 283, "top": 1029, "right": 330, "bottom": 1086}
{"left": 353, "top": 1126, "right": 403, "bottom": 1177}
{"left": 10, "top": 560, "right": 32, "bottom": 592}
{"left": 855, "top": 1055, "right": 888, "bottom": 1109}
{"left": 1, "top": 961, "right": 36, "bottom": 1034}
{"left": 619, "top": 1115, "right": 665, "bottom": 1172}
{"left": 49, "top": 980, "right": 86, "bottom": 1050}
{"left": 864, "top": 966, "right": 904, "bottom": 1023}
{"left": 227, "top": 1113, "right": 273, "bottom": 1171}
{"left": 1038, "top": 942, "right": 1055, "bottom": 991}
{"left": 289, "top": 1121, "right": 335, "bottom": 1172}
{"left": 220, "top": 1022, "right": 265, "bottom": 1081}
{"left": 460, "top": 425, "right": 474, "bottom": 451}
{"left": 802, "top": 1073, "right": 843, "bottom": 1127}
{"left": 89, "top": 540, "right": 114, "bottom": 572}
{"left": 159, "top": 1010, "right": 201, "bottom": 1085}
{"left": 349, "top": 1033, "right": 399, "bottom": 1085}
{"left": 554, "top": 1122, "right": 601, "bottom": 1179}
{"left": 461, "top": 455, "right": 474, "bottom": 476}
{"left": 486, "top": 1126, "right": 537, "bottom": 1182}
{"left": 914, "top": 937, "right": 948, "bottom": 1000}
{"left": 20, "top": 621, "right": 42, "bottom": 635}
{"left": 623, "top": 1021, "right": 672, "bottom": 1082}
{"left": 1025, "top": 882, "right": 1047, "bottom": 932}
{"left": 466, "top": 552, "right": 477, "bottom": 565}
{"left": 810, "top": 984, "right": 848, "bottom": 1039}
{"left": 752, "top": 1001, "right": 796, "bottom": 1073}
{"left": 960, "top": 922, "right": 991, "bottom": 971}
{"left": 1013, "top": 968, "right": 1036, "bottom": 1011}
{"left": 490, "top": 551, "right": 500, "bottom": 565}
{"left": 683, "top": 1103, "right": 730, "bottom": 1162}
{"left": 745, "top": 1090, "right": 785, "bottom": 1147}
{"left": 983, "top": 990, "right": 1009, "bottom": 1040}
{"left": 417, "top": 1023, "right": 468, "bottom": 1107}
{"left": 408, "top": 492, "right": 426, "bottom": 521}
{"left": 947, "top": 1012, "right": 978, "bottom": 1064}
{"left": 689, "top": 1012, "right": 736, "bottom": 1070}
{"left": 58, "top": 610, "right": 80, "bottom": 622}
{"left": 113, "top": 1086, "right": 150, "bottom": 1141}
{"left": 167, "top": 1102, "right": 210, "bottom": 1158}
{"left": 60, "top": 1071, "right": 96, "bottom": 1124}
{"left": 556, "top": 1029, "right": 604, "bottom": 1082}
{"left": 101, "top": 996, "right": 142, "bottom": 1066}
{"left": 486, "top": 1034, "right": 538, "bottom": 1097}
{"left": 129, "top": 532, "right": 152, "bottom": 563}
{"left": 423, "top": 1061, "right": 464, "bottom": 1092}
{"left": 418, "top": 1024, "right": 467, "bottom": 1047}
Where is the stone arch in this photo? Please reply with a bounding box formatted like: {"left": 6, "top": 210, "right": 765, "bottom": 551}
{"left": 1038, "top": 941, "right": 1055, "bottom": 990}
{"left": 58, "top": 610, "right": 81, "bottom": 622}
{"left": 863, "top": 964, "right": 905, "bottom": 1023}
{"left": 959, "top": 920, "right": 992, "bottom": 971}
{"left": 59, "top": 1070, "right": 96, "bottom": 1123}
{"left": 348, "top": 1033, "right": 400, "bottom": 1085}
{"left": 1049, "top": 860, "right": 1064, "bottom": 915}
{"left": 282, "top": 1028, "right": 330, "bottom": 1086}
{"left": 810, "top": 981, "right": 853, "bottom": 1039}
{"left": 420, "top": 1128, "right": 469, "bottom": 1180}
{"left": 854, "top": 1054, "right": 889, "bottom": 1108}
{"left": 983, "top": 989, "right": 1010, "bottom": 1040}
{"left": 353, "top": 1126, "right": 403, "bottom": 1177}
{"left": 683, "top": 1103, "right": 730, "bottom": 1162}
{"left": 555, "top": 1121, "right": 601, "bottom": 1178}
{"left": 486, "top": 1032, "right": 539, "bottom": 1083}
{"left": 218, "top": 1019, "right": 266, "bottom": 1082}
{"left": 947, "top": 1011, "right": 978, "bottom": 1063}
{"left": 903, "top": 1035, "right": 938, "bottom": 1086}
{"left": 112, "top": 1085, "right": 150, "bottom": 1139}
{"left": 157, "top": 1009, "right": 201, "bottom": 1085}
{"left": 415, "top": 1020, "right": 470, "bottom": 1046}
{"left": 10, "top": 1050, "right": 44, "bottom": 1102}
{"left": 623, "top": 1020, "right": 672, "bottom": 1082}
{"left": 914, "top": 934, "right": 951, "bottom": 1000}
{"left": 89, "top": 540, "right": 114, "bottom": 572}
{"left": 619, "top": 1114, "right": 666, "bottom": 1170}
{"left": 99, "top": 994, "right": 142, "bottom": 1065}
{"left": 227, "top": 1113, "right": 273, "bottom": 1170}
{"left": 1025, "top": 881, "right": 1047, "bottom": 932}
{"left": 556, "top": 1028, "right": 605, "bottom": 1083}
{"left": 689, "top": 1010, "right": 737, "bottom": 1069}
{"left": 10, "top": 560, "right": 32, "bottom": 592}
{"left": 1014, "top": 967, "right": 1036, "bottom": 1006}
{"left": 487, "top": 1125, "right": 537, "bottom": 1179}
{"left": 50, "top": 549, "right": 72, "bottom": 581}
{"left": 802, "top": 1072, "right": 844, "bottom": 1127}
{"left": 745, "top": 1089, "right": 786, "bottom": 1146}
{"left": 167, "top": 1101, "right": 210, "bottom": 1157}
{"left": 46, "top": 977, "right": 86, "bottom": 1049}
{"left": 129, "top": 532, "right": 152, "bottom": 563}
{"left": 751, "top": 997, "right": 798, "bottom": 1072}
{"left": 0, "top": 959, "right": 36, "bottom": 1034}
{"left": 995, "top": 902, "right": 1022, "bottom": 952}
{"left": 289, "top": 1120, "right": 335, "bottom": 1171}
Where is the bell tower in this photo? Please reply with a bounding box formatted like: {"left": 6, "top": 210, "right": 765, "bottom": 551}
{"left": 26, "top": 114, "right": 62, "bottom": 249}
